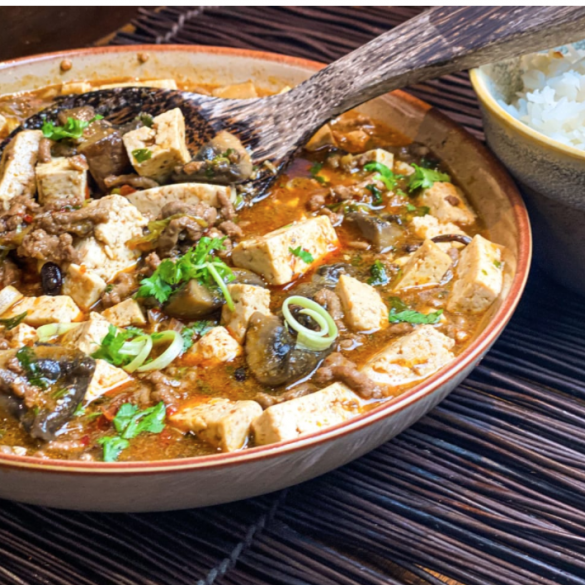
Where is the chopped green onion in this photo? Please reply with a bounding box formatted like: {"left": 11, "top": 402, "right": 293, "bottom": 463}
{"left": 282, "top": 296, "right": 338, "bottom": 351}
{"left": 132, "top": 148, "right": 153, "bottom": 163}
{"left": 206, "top": 261, "right": 234, "bottom": 311}
{"left": 123, "top": 335, "right": 153, "bottom": 373}
{"left": 37, "top": 322, "right": 79, "bottom": 342}
{"left": 136, "top": 330, "right": 183, "bottom": 372}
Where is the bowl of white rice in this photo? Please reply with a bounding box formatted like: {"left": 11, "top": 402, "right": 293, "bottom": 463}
{"left": 471, "top": 46, "right": 585, "bottom": 296}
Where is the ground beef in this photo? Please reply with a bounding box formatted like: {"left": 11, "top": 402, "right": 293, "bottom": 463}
{"left": 207, "top": 227, "right": 232, "bottom": 258}
{"left": 217, "top": 190, "right": 236, "bottom": 220}
{"left": 0, "top": 195, "right": 39, "bottom": 233}
{"left": 142, "top": 371, "right": 182, "bottom": 407}
{"left": 68, "top": 155, "right": 89, "bottom": 172}
{"left": 156, "top": 216, "right": 206, "bottom": 258}
{"left": 101, "top": 272, "right": 136, "bottom": 307}
{"left": 17, "top": 230, "right": 79, "bottom": 265}
{"left": 34, "top": 205, "right": 109, "bottom": 238}
{"left": 104, "top": 174, "right": 159, "bottom": 190}
{"left": 0, "top": 367, "right": 39, "bottom": 408}
{"left": 141, "top": 252, "right": 161, "bottom": 276}
{"left": 160, "top": 200, "right": 218, "bottom": 226}
{"left": 218, "top": 220, "right": 243, "bottom": 238}
{"left": 38, "top": 138, "right": 53, "bottom": 164}
{"left": 314, "top": 288, "right": 344, "bottom": 328}
{"left": 0, "top": 258, "right": 22, "bottom": 288}
{"left": 255, "top": 383, "right": 316, "bottom": 409}
{"left": 307, "top": 193, "right": 326, "bottom": 211}
{"left": 314, "top": 352, "right": 382, "bottom": 399}
{"left": 387, "top": 323, "right": 415, "bottom": 336}
{"left": 318, "top": 207, "right": 343, "bottom": 226}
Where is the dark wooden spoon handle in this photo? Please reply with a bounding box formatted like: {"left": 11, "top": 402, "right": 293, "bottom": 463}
{"left": 287, "top": 6, "right": 585, "bottom": 131}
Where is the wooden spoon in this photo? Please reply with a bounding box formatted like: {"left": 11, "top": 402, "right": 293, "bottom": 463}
{"left": 8, "top": 6, "right": 585, "bottom": 199}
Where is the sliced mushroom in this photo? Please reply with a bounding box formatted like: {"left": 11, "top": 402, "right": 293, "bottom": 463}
{"left": 346, "top": 212, "right": 404, "bottom": 251}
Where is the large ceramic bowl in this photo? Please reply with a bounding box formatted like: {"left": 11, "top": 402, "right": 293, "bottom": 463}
{"left": 471, "top": 55, "right": 585, "bottom": 296}
{"left": 0, "top": 45, "right": 531, "bottom": 512}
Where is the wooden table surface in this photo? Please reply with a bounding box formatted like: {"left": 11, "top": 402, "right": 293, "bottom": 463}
{"left": 0, "top": 7, "right": 139, "bottom": 62}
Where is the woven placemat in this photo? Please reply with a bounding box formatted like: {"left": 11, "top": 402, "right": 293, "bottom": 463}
{"left": 2, "top": 7, "right": 585, "bottom": 585}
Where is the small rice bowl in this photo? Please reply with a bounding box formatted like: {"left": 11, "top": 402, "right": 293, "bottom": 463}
{"left": 498, "top": 47, "right": 585, "bottom": 150}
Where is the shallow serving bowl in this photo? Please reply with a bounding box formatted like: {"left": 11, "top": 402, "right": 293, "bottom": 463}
{"left": 0, "top": 45, "right": 531, "bottom": 512}
{"left": 471, "top": 52, "right": 585, "bottom": 296}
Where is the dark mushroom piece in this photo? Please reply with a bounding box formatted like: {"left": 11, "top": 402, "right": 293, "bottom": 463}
{"left": 245, "top": 312, "right": 331, "bottom": 387}
{"left": 0, "top": 346, "right": 96, "bottom": 442}
{"left": 172, "top": 131, "right": 253, "bottom": 185}
{"left": 346, "top": 212, "right": 404, "bottom": 251}
{"left": 431, "top": 234, "right": 473, "bottom": 246}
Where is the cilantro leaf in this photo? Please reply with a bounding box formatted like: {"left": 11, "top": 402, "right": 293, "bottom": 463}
{"left": 98, "top": 436, "right": 130, "bottom": 462}
{"left": 41, "top": 115, "right": 103, "bottom": 141}
{"left": 367, "top": 260, "right": 388, "bottom": 286}
{"left": 366, "top": 184, "right": 383, "bottom": 206}
{"left": 309, "top": 162, "right": 327, "bottom": 184}
{"left": 389, "top": 308, "right": 444, "bottom": 324}
{"left": 289, "top": 246, "right": 314, "bottom": 264}
{"left": 0, "top": 311, "right": 27, "bottom": 331}
{"left": 364, "top": 162, "right": 396, "bottom": 191}
{"left": 388, "top": 296, "right": 408, "bottom": 312}
{"left": 132, "top": 148, "right": 153, "bottom": 163}
{"left": 405, "top": 203, "right": 430, "bottom": 216}
{"left": 91, "top": 325, "right": 139, "bottom": 367}
{"left": 16, "top": 347, "right": 50, "bottom": 389}
{"left": 408, "top": 164, "right": 450, "bottom": 192}
{"left": 113, "top": 402, "right": 166, "bottom": 440}
{"left": 181, "top": 321, "right": 213, "bottom": 350}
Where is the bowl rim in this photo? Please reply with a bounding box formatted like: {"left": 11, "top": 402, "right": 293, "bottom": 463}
{"left": 470, "top": 66, "right": 585, "bottom": 162}
{"left": 0, "top": 44, "right": 532, "bottom": 475}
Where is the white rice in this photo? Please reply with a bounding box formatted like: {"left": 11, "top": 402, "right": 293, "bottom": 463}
{"left": 498, "top": 47, "right": 585, "bottom": 150}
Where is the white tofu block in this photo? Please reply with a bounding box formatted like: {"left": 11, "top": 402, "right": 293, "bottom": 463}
{"left": 447, "top": 234, "right": 503, "bottom": 314}
{"left": 85, "top": 359, "right": 132, "bottom": 403}
{"left": 60, "top": 81, "right": 91, "bottom": 95}
{"left": 418, "top": 182, "right": 476, "bottom": 226}
{"left": 0, "top": 285, "right": 23, "bottom": 316}
{"left": 393, "top": 239, "right": 453, "bottom": 290}
{"left": 360, "top": 325, "right": 455, "bottom": 390}
{"left": 126, "top": 182, "right": 233, "bottom": 218}
{"left": 123, "top": 108, "right": 190, "bottom": 183}
{"left": 184, "top": 326, "right": 242, "bottom": 365}
{"left": 253, "top": 382, "right": 362, "bottom": 446}
{"left": 102, "top": 299, "right": 146, "bottom": 328}
{"left": 2, "top": 296, "right": 82, "bottom": 326}
{"left": 97, "top": 79, "right": 178, "bottom": 90}
{"left": 306, "top": 124, "right": 337, "bottom": 151}
{"left": 62, "top": 264, "right": 106, "bottom": 311}
{"left": 232, "top": 216, "right": 339, "bottom": 285}
{"left": 221, "top": 284, "right": 271, "bottom": 344}
{"left": 62, "top": 312, "right": 111, "bottom": 356}
{"left": 35, "top": 157, "right": 87, "bottom": 206}
{"left": 212, "top": 81, "right": 258, "bottom": 99}
{"left": 171, "top": 398, "right": 262, "bottom": 452}
{"left": 0, "top": 130, "right": 42, "bottom": 209}
{"left": 411, "top": 215, "right": 469, "bottom": 250}
{"left": 74, "top": 194, "right": 147, "bottom": 282}
{"left": 394, "top": 160, "right": 415, "bottom": 176}
{"left": 357, "top": 148, "right": 394, "bottom": 169}
{"left": 5, "top": 323, "right": 38, "bottom": 348}
{"left": 335, "top": 274, "right": 387, "bottom": 332}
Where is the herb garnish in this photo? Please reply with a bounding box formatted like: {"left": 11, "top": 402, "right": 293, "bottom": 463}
{"left": 408, "top": 164, "right": 450, "bottom": 192}
{"left": 97, "top": 436, "right": 130, "bottom": 463}
{"left": 16, "top": 347, "right": 49, "bottom": 389}
{"left": 405, "top": 203, "right": 430, "bottom": 216}
{"left": 366, "top": 184, "right": 383, "bottom": 205}
{"left": 367, "top": 260, "right": 388, "bottom": 286}
{"left": 364, "top": 162, "right": 396, "bottom": 191}
{"left": 289, "top": 246, "right": 314, "bottom": 264}
{"left": 136, "top": 113, "right": 154, "bottom": 128}
{"left": 41, "top": 115, "right": 103, "bottom": 141}
{"left": 91, "top": 325, "right": 139, "bottom": 367}
{"left": 132, "top": 148, "right": 153, "bottom": 164}
{"left": 309, "top": 162, "right": 327, "bottom": 184}
{"left": 0, "top": 311, "right": 27, "bottom": 331}
{"left": 137, "top": 237, "right": 235, "bottom": 308}
{"left": 181, "top": 321, "right": 213, "bottom": 350}
{"left": 387, "top": 296, "right": 443, "bottom": 324}
{"left": 494, "top": 260, "right": 502, "bottom": 269}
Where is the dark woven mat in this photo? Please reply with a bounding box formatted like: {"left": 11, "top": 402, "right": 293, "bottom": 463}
{"left": 2, "top": 7, "right": 585, "bottom": 585}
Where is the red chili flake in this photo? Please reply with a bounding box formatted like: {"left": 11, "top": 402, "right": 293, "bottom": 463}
{"left": 119, "top": 185, "right": 137, "bottom": 196}
{"left": 80, "top": 435, "right": 90, "bottom": 447}
{"left": 23, "top": 214, "right": 33, "bottom": 223}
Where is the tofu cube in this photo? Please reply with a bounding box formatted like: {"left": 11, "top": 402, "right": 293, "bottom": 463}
{"left": 62, "top": 264, "right": 107, "bottom": 311}
{"left": 60, "top": 81, "right": 91, "bottom": 95}
{"left": 102, "top": 299, "right": 146, "bottom": 328}
{"left": 411, "top": 215, "right": 469, "bottom": 250}
{"left": 394, "top": 160, "right": 415, "bottom": 176}
{"left": 85, "top": 359, "right": 132, "bottom": 403}
{"left": 2, "top": 296, "right": 82, "bottom": 326}
{"left": 0, "top": 130, "right": 42, "bottom": 209}
{"left": 183, "top": 326, "right": 242, "bottom": 366}
{"left": 335, "top": 274, "right": 387, "bottom": 332}
{"left": 62, "top": 312, "right": 111, "bottom": 355}
{"left": 306, "top": 124, "right": 338, "bottom": 152}
{"left": 393, "top": 239, "right": 453, "bottom": 290}
{"left": 232, "top": 216, "right": 339, "bottom": 285}
{"left": 5, "top": 323, "right": 38, "bottom": 348}
{"left": 220, "top": 284, "right": 271, "bottom": 344}
{"left": 360, "top": 325, "right": 455, "bottom": 390}
{"left": 253, "top": 382, "right": 362, "bottom": 446}
{"left": 447, "top": 234, "right": 503, "bottom": 314}
{"left": 123, "top": 108, "right": 190, "bottom": 183}
{"left": 35, "top": 157, "right": 88, "bottom": 207}
{"left": 74, "top": 194, "right": 147, "bottom": 281}
{"left": 358, "top": 148, "right": 394, "bottom": 169}
{"left": 0, "top": 285, "right": 23, "bottom": 316}
{"left": 171, "top": 398, "right": 262, "bottom": 452}
{"left": 212, "top": 81, "right": 258, "bottom": 99}
{"left": 418, "top": 182, "right": 476, "bottom": 226}
{"left": 126, "top": 182, "right": 233, "bottom": 218}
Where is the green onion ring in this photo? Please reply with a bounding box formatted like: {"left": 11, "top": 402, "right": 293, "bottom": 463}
{"left": 137, "top": 330, "right": 183, "bottom": 372}
{"left": 123, "top": 336, "right": 153, "bottom": 373}
{"left": 282, "top": 296, "right": 338, "bottom": 351}
{"left": 206, "top": 261, "right": 235, "bottom": 311}
{"left": 37, "top": 322, "right": 80, "bottom": 342}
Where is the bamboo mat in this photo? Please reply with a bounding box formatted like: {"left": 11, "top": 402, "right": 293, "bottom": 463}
{"left": 1, "top": 7, "right": 585, "bottom": 585}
